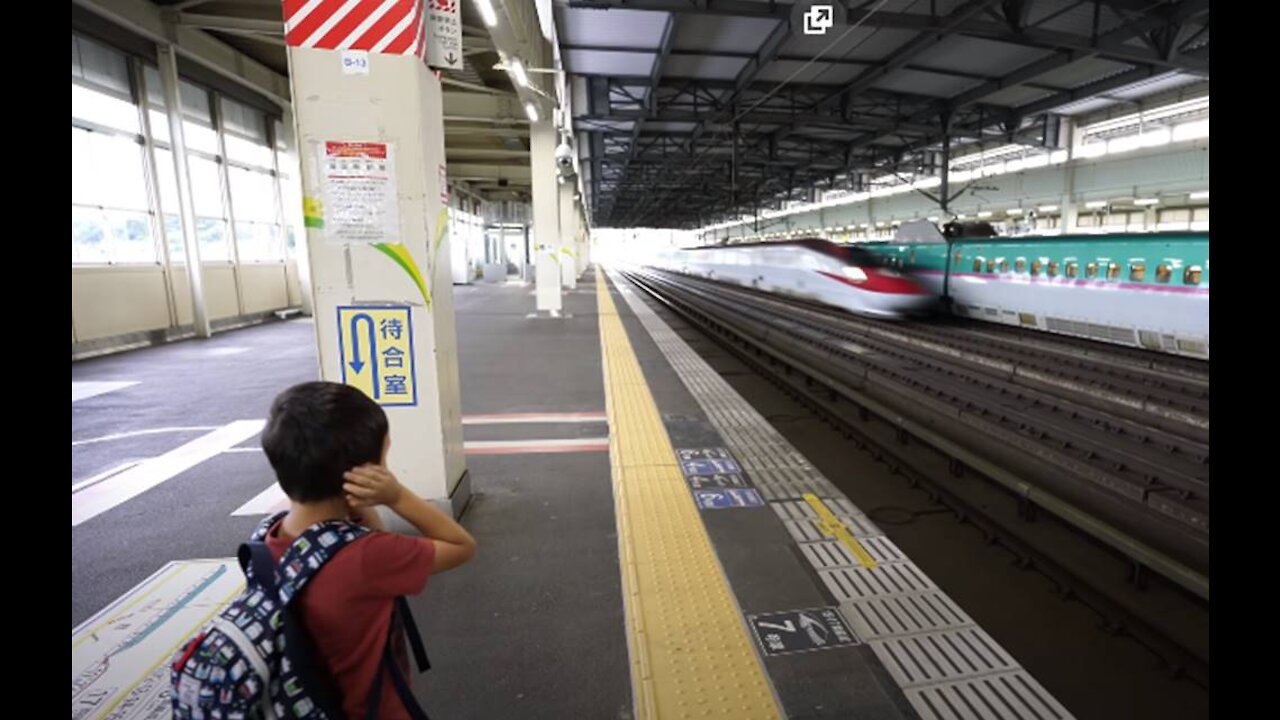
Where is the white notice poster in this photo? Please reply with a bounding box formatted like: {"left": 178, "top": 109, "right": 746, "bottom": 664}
{"left": 321, "top": 141, "right": 398, "bottom": 244}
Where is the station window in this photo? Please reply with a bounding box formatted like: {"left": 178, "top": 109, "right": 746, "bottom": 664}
{"left": 1156, "top": 263, "right": 1172, "bottom": 283}
{"left": 1030, "top": 259, "right": 1042, "bottom": 276}
{"left": 1184, "top": 265, "right": 1203, "bottom": 285}
{"left": 1015, "top": 258, "right": 1026, "bottom": 273}
{"left": 1065, "top": 261, "right": 1078, "bottom": 278}
{"left": 1129, "top": 262, "right": 1146, "bottom": 282}
{"left": 1107, "top": 261, "right": 1121, "bottom": 280}
{"left": 1047, "top": 261, "right": 1059, "bottom": 277}
{"left": 972, "top": 257, "right": 984, "bottom": 272}
{"left": 1085, "top": 262, "right": 1098, "bottom": 278}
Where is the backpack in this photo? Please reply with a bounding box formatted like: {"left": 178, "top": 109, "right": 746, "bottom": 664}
{"left": 170, "top": 511, "right": 431, "bottom": 719}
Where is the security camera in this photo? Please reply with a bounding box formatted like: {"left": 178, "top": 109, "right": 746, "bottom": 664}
{"left": 555, "top": 140, "right": 576, "bottom": 177}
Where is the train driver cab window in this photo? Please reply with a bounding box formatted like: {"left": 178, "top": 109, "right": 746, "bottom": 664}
{"left": 1129, "top": 262, "right": 1146, "bottom": 282}
{"left": 1030, "top": 259, "right": 1042, "bottom": 276}
{"left": 1085, "top": 262, "right": 1098, "bottom": 278}
{"left": 1184, "top": 265, "right": 1203, "bottom": 284}
{"left": 1015, "top": 257, "right": 1026, "bottom": 273}
{"left": 972, "top": 257, "right": 984, "bottom": 272}
{"left": 1106, "top": 261, "right": 1121, "bottom": 280}
{"left": 1156, "top": 263, "right": 1172, "bottom": 282}
{"left": 1047, "top": 261, "right": 1059, "bottom": 277}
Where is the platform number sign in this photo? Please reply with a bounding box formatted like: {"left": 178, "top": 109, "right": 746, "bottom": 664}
{"left": 749, "top": 607, "right": 858, "bottom": 656}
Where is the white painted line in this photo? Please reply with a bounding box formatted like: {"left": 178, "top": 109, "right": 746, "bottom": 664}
{"left": 464, "top": 438, "right": 609, "bottom": 455}
{"left": 231, "top": 484, "right": 288, "bottom": 517}
{"left": 223, "top": 447, "right": 262, "bottom": 453}
{"left": 73, "top": 420, "right": 266, "bottom": 527}
{"left": 72, "top": 427, "right": 218, "bottom": 448}
{"left": 203, "top": 347, "right": 249, "bottom": 356}
{"left": 71, "top": 461, "right": 142, "bottom": 494}
{"left": 462, "top": 411, "right": 607, "bottom": 425}
{"left": 72, "top": 381, "right": 139, "bottom": 403}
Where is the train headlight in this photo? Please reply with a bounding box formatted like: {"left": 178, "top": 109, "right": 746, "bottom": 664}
{"left": 841, "top": 266, "right": 868, "bottom": 282}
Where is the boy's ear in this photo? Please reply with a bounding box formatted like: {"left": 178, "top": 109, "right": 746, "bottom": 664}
{"left": 380, "top": 433, "right": 391, "bottom": 465}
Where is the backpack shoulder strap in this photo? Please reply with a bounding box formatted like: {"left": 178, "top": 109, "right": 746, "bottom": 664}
{"left": 250, "top": 510, "right": 289, "bottom": 543}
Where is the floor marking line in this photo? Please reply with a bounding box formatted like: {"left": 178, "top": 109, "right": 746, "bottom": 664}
{"left": 71, "top": 461, "right": 142, "bottom": 494}
{"left": 73, "top": 420, "right": 266, "bottom": 527}
{"left": 462, "top": 411, "right": 607, "bottom": 424}
{"left": 72, "top": 381, "right": 140, "bottom": 403}
{"left": 72, "top": 426, "right": 218, "bottom": 448}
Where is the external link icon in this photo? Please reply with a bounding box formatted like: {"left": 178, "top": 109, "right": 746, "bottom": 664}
{"left": 804, "top": 5, "right": 835, "bottom": 35}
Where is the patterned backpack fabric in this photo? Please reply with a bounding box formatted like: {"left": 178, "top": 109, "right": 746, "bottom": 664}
{"left": 170, "top": 511, "right": 431, "bottom": 719}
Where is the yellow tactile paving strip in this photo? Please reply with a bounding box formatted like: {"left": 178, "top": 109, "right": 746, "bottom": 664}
{"left": 597, "top": 272, "right": 783, "bottom": 720}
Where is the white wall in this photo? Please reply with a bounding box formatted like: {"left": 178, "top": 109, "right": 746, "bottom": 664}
{"left": 72, "top": 261, "right": 298, "bottom": 345}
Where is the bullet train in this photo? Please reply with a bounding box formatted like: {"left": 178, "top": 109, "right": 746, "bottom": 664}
{"left": 650, "top": 238, "right": 935, "bottom": 319}
{"left": 862, "top": 221, "right": 1209, "bottom": 359}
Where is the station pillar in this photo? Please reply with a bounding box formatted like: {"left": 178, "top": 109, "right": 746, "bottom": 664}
{"left": 558, "top": 181, "right": 578, "bottom": 289}
{"left": 531, "top": 119, "right": 564, "bottom": 313}
{"left": 285, "top": 38, "right": 468, "bottom": 515}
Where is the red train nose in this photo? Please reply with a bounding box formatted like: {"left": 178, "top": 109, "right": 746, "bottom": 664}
{"left": 817, "top": 269, "right": 928, "bottom": 295}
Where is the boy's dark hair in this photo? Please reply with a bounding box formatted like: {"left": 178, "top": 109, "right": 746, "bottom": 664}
{"left": 261, "top": 382, "right": 389, "bottom": 502}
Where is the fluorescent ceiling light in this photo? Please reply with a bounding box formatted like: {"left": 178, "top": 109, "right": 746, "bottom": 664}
{"left": 524, "top": 101, "right": 539, "bottom": 122}
{"left": 475, "top": 0, "right": 498, "bottom": 27}
{"left": 509, "top": 58, "right": 529, "bottom": 88}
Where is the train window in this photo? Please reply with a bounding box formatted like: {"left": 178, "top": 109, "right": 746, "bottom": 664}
{"left": 972, "top": 257, "right": 984, "bottom": 272}
{"left": 1184, "top": 265, "right": 1203, "bottom": 284}
{"left": 986, "top": 259, "right": 996, "bottom": 273}
{"left": 1156, "top": 263, "right": 1172, "bottom": 282}
{"left": 908, "top": 250, "right": 917, "bottom": 264}
{"left": 1085, "top": 262, "right": 1098, "bottom": 278}
{"left": 1047, "top": 261, "right": 1059, "bottom": 277}
{"left": 999, "top": 258, "right": 1009, "bottom": 273}
{"left": 1107, "top": 261, "right": 1120, "bottom": 280}
{"left": 1015, "top": 258, "right": 1026, "bottom": 273}
{"left": 954, "top": 251, "right": 963, "bottom": 263}
{"left": 1066, "top": 261, "right": 1079, "bottom": 278}
{"left": 1030, "top": 259, "right": 1042, "bottom": 276}
{"left": 1129, "top": 262, "right": 1146, "bottom": 282}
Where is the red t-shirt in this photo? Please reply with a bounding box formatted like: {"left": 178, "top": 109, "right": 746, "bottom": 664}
{"left": 266, "top": 519, "right": 435, "bottom": 720}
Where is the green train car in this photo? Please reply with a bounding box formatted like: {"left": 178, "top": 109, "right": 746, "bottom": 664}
{"left": 859, "top": 222, "right": 1209, "bottom": 359}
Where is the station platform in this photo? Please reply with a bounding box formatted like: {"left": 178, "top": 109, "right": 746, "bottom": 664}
{"left": 72, "top": 267, "right": 1070, "bottom": 720}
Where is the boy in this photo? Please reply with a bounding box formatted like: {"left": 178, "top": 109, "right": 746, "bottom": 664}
{"left": 259, "top": 381, "right": 476, "bottom": 719}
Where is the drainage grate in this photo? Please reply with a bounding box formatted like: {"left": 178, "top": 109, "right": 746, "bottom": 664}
{"left": 819, "top": 562, "right": 937, "bottom": 601}
{"left": 840, "top": 593, "right": 973, "bottom": 640}
{"left": 751, "top": 467, "right": 840, "bottom": 500}
{"left": 871, "top": 627, "right": 1018, "bottom": 688}
{"left": 904, "top": 671, "right": 1072, "bottom": 720}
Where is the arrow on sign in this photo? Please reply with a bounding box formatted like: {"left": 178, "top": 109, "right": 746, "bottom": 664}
{"left": 798, "top": 612, "right": 828, "bottom": 646}
{"left": 349, "top": 313, "right": 381, "bottom": 398}
{"left": 445, "top": 52, "right": 457, "bottom": 65}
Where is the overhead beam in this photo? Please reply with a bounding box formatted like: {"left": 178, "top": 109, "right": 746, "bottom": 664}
{"left": 73, "top": 0, "right": 291, "bottom": 106}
